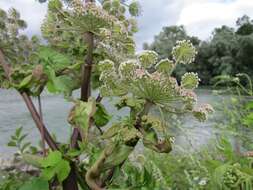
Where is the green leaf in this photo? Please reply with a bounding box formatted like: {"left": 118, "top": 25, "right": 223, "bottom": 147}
{"left": 15, "top": 127, "right": 23, "bottom": 138}
{"left": 7, "top": 141, "right": 17, "bottom": 147}
{"left": 102, "top": 124, "right": 121, "bottom": 139}
{"left": 20, "top": 142, "right": 31, "bottom": 152}
{"left": 246, "top": 101, "right": 253, "bottom": 110}
{"left": 22, "top": 153, "right": 44, "bottom": 168}
{"left": 19, "top": 177, "right": 49, "bottom": 190}
{"left": 243, "top": 112, "right": 253, "bottom": 127}
{"left": 93, "top": 103, "right": 111, "bottom": 127}
{"left": 18, "top": 74, "right": 33, "bottom": 89}
{"left": 41, "top": 151, "right": 62, "bottom": 167}
{"left": 41, "top": 167, "right": 56, "bottom": 181}
{"left": 102, "top": 144, "right": 133, "bottom": 171}
{"left": 55, "top": 160, "right": 71, "bottom": 182}
{"left": 38, "top": 47, "right": 70, "bottom": 70}
{"left": 66, "top": 149, "right": 83, "bottom": 157}
{"left": 18, "top": 134, "right": 28, "bottom": 143}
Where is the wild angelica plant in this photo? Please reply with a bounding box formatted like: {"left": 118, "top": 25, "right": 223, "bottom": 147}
{"left": 0, "top": 1, "right": 213, "bottom": 190}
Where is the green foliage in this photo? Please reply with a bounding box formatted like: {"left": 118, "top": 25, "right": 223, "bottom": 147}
{"left": 93, "top": 103, "right": 111, "bottom": 127}
{"left": 0, "top": 1, "right": 217, "bottom": 190}
{"left": 40, "top": 151, "right": 71, "bottom": 182}
{"left": 144, "top": 15, "right": 253, "bottom": 85}
{"left": 7, "top": 127, "right": 31, "bottom": 154}
{"left": 68, "top": 98, "right": 96, "bottom": 142}
{"left": 19, "top": 177, "right": 49, "bottom": 190}
{"left": 0, "top": 171, "right": 31, "bottom": 190}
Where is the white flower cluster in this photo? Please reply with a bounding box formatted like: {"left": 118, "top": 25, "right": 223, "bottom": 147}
{"left": 149, "top": 71, "right": 162, "bottom": 81}
{"left": 99, "top": 59, "right": 115, "bottom": 72}
{"left": 172, "top": 40, "right": 197, "bottom": 64}
{"left": 135, "top": 68, "right": 146, "bottom": 79}
{"left": 84, "top": 2, "right": 117, "bottom": 25}
{"left": 193, "top": 103, "right": 214, "bottom": 122}
{"left": 181, "top": 72, "right": 200, "bottom": 89}
{"left": 137, "top": 50, "right": 158, "bottom": 68}
{"left": 155, "top": 58, "right": 175, "bottom": 75}
{"left": 98, "top": 45, "right": 214, "bottom": 123}
{"left": 72, "top": 0, "right": 84, "bottom": 14}
{"left": 179, "top": 88, "right": 197, "bottom": 103}
{"left": 118, "top": 60, "right": 137, "bottom": 79}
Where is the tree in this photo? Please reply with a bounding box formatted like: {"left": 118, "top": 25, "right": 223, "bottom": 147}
{"left": 0, "top": 1, "right": 213, "bottom": 189}
{"left": 144, "top": 16, "right": 253, "bottom": 86}
{"left": 236, "top": 15, "right": 253, "bottom": 35}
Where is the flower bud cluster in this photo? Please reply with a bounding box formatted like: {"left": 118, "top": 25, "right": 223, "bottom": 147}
{"left": 118, "top": 60, "right": 137, "bottom": 79}
{"left": 71, "top": 0, "right": 84, "bottom": 15}
{"left": 181, "top": 72, "right": 200, "bottom": 89}
{"left": 172, "top": 40, "right": 197, "bottom": 64}
{"left": 155, "top": 58, "right": 175, "bottom": 74}
{"left": 84, "top": 2, "right": 117, "bottom": 25}
{"left": 193, "top": 103, "right": 214, "bottom": 122}
{"left": 137, "top": 50, "right": 158, "bottom": 68}
{"left": 98, "top": 42, "right": 213, "bottom": 122}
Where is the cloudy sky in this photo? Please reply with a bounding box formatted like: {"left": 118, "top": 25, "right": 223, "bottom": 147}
{"left": 1, "top": 0, "right": 253, "bottom": 49}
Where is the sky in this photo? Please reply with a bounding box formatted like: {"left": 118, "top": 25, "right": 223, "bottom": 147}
{"left": 0, "top": 0, "right": 253, "bottom": 50}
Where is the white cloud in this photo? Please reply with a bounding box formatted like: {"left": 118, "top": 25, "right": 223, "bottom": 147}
{"left": 177, "top": 0, "right": 253, "bottom": 40}
{"left": 0, "top": 0, "right": 252, "bottom": 49}
{"left": 0, "top": 0, "right": 47, "bottom": 36}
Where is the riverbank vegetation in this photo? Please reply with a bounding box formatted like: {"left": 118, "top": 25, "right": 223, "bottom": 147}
{"left": 144, "top": 15, "right": 253, "bottom": 86}
{"left": 0, "top": 0, "right": 252, "bottom": 190}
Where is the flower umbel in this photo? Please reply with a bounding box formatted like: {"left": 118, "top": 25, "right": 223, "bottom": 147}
{"left": 172, "top": 40, "right": 197, "bottom": 64}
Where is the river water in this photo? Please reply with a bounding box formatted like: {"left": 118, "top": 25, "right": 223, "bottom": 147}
{"left": 0, "top": 88, "right": 224, "bottom": 157}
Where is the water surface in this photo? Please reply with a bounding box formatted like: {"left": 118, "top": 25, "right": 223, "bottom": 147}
{"left": 0, "top": 88, "right": 224, "bottom": 157}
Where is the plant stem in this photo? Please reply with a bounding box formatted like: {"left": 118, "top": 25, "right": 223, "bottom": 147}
{"left": 0, "top": 49, "right": 58, "bottom": 151}
{"left": 21, "top": 93, "right": 59, "bottom": 151}
{"left": 71, "top": 0, "right": 94, "bottom": 148}
{"left": 38, "top": 95, "right": 46, "bottom": 156}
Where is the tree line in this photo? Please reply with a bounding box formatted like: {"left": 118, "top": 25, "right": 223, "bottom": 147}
{"left": 143, "top": 15, "right": 253, "bottom": 86}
